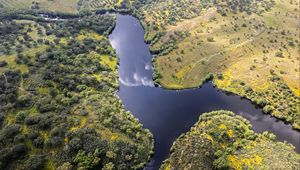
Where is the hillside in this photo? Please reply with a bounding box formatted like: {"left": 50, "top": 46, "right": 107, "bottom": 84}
{"left": 160, "top": 110, "right": 300, "bottom": 170}
{"left": 142, "top": 0, "right": 300, "bottom": 129}
{"left": 0, "top": 14, "right": 153, "bottom": 169}
{"left": 0, "top": 0, "right": 126, "bottom": 13}
{"left": 0, "top": 0, "right": 299, "bottom": 169}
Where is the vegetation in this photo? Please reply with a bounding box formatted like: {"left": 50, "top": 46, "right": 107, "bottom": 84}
{"left": 146, "top": 0, "right": 300, "bottom": 129}
{"left": 0, "top": 0, "right": 79, "bottom": 13}
{"left": 215, "top": 73, "right": 300, "bottom": 129}
{"left": 1, "top": 1, "right": 299, "bottom": 169}
{"left": 160, "top": 110, "right": 300, "bottom": 170}
{"left": 0, "top": 13, "right": 153, "bottom": 169}
{"left": 0, "top": 0, "right": 128, "bottom": 15}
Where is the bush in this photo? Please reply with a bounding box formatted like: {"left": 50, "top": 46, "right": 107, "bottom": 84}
{"left": 13, "top": 132, "right": 25, "bottom": 143}
{"left": 207, "top": 37, "right": 214, "bottom": 42}
{"left": 74, "top": 150, "right": 100, "bottom": 170}
{"left": 1, "top": 124, "right": 21, "bottom": 139}
{"left": 256, "top": 98, "right": 267, "bottom": 107}
{"left": 25, "top": 115, "right": 40, "bottom": 125}
{"left": 28, "top": 130, "right": 39, "bottom": 140}
{"left": 16, "top": 95, "right": 32, "bottom": 107}
{"left": 0, "top": 61, "right": 7, "bottom": 67}
{"left": 33, "top": 137, "right": 44, "bottom": 148}
{"left": 275, "top": 51, "right": 283, "bottom": 58}
{"left": 216, "top": 73, "right": 223, "bottom": 80}
{"left": 25, "top": 155, "right": 45, "bottom": 170}
{"left": 0, "top": 113, "right": 4, "bottom": 126}
{"left": 7, "top": 143, "right": 28, "bottom": 160}
{"left": 15, "top": 112, "right": 26, "bottom": 124}
{"left": 263, "top": 105, "right": 273, "bottom": 113}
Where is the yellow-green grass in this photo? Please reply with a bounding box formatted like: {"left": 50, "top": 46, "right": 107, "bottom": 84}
{"left": 0, "top": 45, "right": 48, "bottom": 74}
{"left": 77, "top": 30, "right": 104, "bottom": 41}
{"left": 100, "top": 54, "right": 118, "bottom": 71}
{"left": 88, "top": 51, "right": 118, "bottom": 71}
{"left": 0, "top": 0, "right": 32, "bottom": 10}
{"left": 151, "top": 0, "right": 300, "bottom": 128}
{"left": 0, "top": 19, "right": 67, "bottom": 77}
{"left": 0, "top": 20, "right": 56, "bottom": 74}
{"left": 140, "top": 1, "right": 202, "bottom": 31}
{"left": 38, "top": 0, "right": 78, "bottom": 13}
{"left": 0, "top": 0, "right": 122, "bottom": 13}
{"left": 69, "top": 93, "right": 137, "bottom": 145}
{"left": 83, "top": 0, "right": 120, "bottom": 10}
{"left": 0, "top": 55, "right": 28, "bottom": 73}
{"left": 0, "top": 0, "right": 78, "bottom": 13}
{"left": 153, "top": 0, "right": 299, "bottom": 93}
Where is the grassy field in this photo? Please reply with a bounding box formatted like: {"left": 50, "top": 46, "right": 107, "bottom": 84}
{"left": 78, "top": 0, "right": 124, "bottom": 11}
{"left": 0, "top": 0, "right": 124, "bottom": 13}
{"left": 160, "top": 110, "right": 300, "bottom": 170}
{"left": 149, "top": 0, "right": 300, "bottom": 129}
{"left": 153, "top": 0, "right": 298, "bottom": 90}
{"left": 0, "top": 0, "right": 79, "bottom": 13}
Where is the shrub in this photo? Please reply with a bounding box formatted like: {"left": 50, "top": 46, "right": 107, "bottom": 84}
{"left": 256, "top": 98, "right": 267, "bottom": 107}
{"left": 1, "top": 124, "right": 21, "bottom": 139}
{"left": 25, "top": 155, "right": 45, "bottom": 170}
{"left": 263, "top": 105, "right": 273, "bottom": 113}
{"left": 207, "top": 37, "right": 214, "bottom": 42}
{"left": 16, "top": 95, "right": 32, "bottom": 107}
{"left": 25, "top": 115, "right": 40, "bottom": 125}
{"left": 275, "top": 51, "right": 283, "bottom": 57}
{"left": 74, "top": 150, "right": 100, "bottom": 170}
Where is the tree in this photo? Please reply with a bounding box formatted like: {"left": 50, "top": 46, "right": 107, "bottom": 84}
{"left": 176, "top": 57, "right": 182, "bottom": 62}
{"left": 0, "top": 61, "right": 7, "bottom": 67}
{"left": 103, "top": 162, "right": 114, "bottom": 170}
{"left": 256, "top": 98, "right": 267, "bottom": 107}
{"left": 1, "top": 124, "right": 21, "bottom": 139}
{"left": 57, "top": 162, "right": 73, "bottom": 170}
{"left": 25, "top": 155, "right": 45, "bottom": 170}
{"left": 275, "top": 51, "right": 283, "bottom": 58}
{"left": 74, "top": 150, "right": 100, "bottom": 170}
{"left": 207, "top": 37, "right": 214, "bottom": 42}
{"left": 263, "top": 105, "right": 273, "bottom": 113}
{"left": 15, "top": 112, "right": 26, "bottom": 124}
{"left": 16, "top": 95, "right": 32, "bottom": 107}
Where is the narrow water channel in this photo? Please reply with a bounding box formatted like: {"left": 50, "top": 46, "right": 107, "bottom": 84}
{"left": 109, "top": 14, "right": 300, "bottom": 170}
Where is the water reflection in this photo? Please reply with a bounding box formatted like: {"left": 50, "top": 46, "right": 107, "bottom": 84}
{"left": 109, "top": 14, "right": 300, "bottom": 170}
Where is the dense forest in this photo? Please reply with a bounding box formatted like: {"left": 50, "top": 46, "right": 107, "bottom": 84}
{"left": 0, "top": 14, "right": 153, "bottom": 169}
{"left": 160, "top": 110, "right": 300, "bottom": 170}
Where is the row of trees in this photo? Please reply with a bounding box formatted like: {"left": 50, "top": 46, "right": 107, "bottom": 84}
{"left": 215, "top": 74, "right": 300, "bottom": 129}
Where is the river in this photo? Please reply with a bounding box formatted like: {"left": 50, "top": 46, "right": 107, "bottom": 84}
{"left": 108, "top": 14, "right": 300, "bottom": 170}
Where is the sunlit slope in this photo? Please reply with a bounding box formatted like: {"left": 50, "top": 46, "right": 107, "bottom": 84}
{"left": 150, "top": 0, "right": 300, "bottom": 129}
{"left": 160, "top": 110, "right": 300, "bottom": 170}
{"left": 152, "top": 0, "right": 298, "bottom": 91}
{"left": 0, "top": 0, "right": 78, "bottom": 13}
{"left": 0, "top": 0, "right": 124, "bottom": 13}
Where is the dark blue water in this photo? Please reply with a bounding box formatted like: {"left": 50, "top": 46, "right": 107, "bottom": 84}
{"left": 109, "top": 14, "right": 300, "bottom": 170}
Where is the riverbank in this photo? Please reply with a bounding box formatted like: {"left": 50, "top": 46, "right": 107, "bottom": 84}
{"left": 150, "top": 0, "right": 300, "bottom": 130}
{"left": 110, "top": 14, "right": 300, "bottom": 170}
{"left": 0, "top": 13, "right": 153, "bottom": 170}
{"left": 160, "top": 110, "right": 300, "bottom": 170}
{"left": 153, "top": 71, "right": 300, "bottom": 130}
